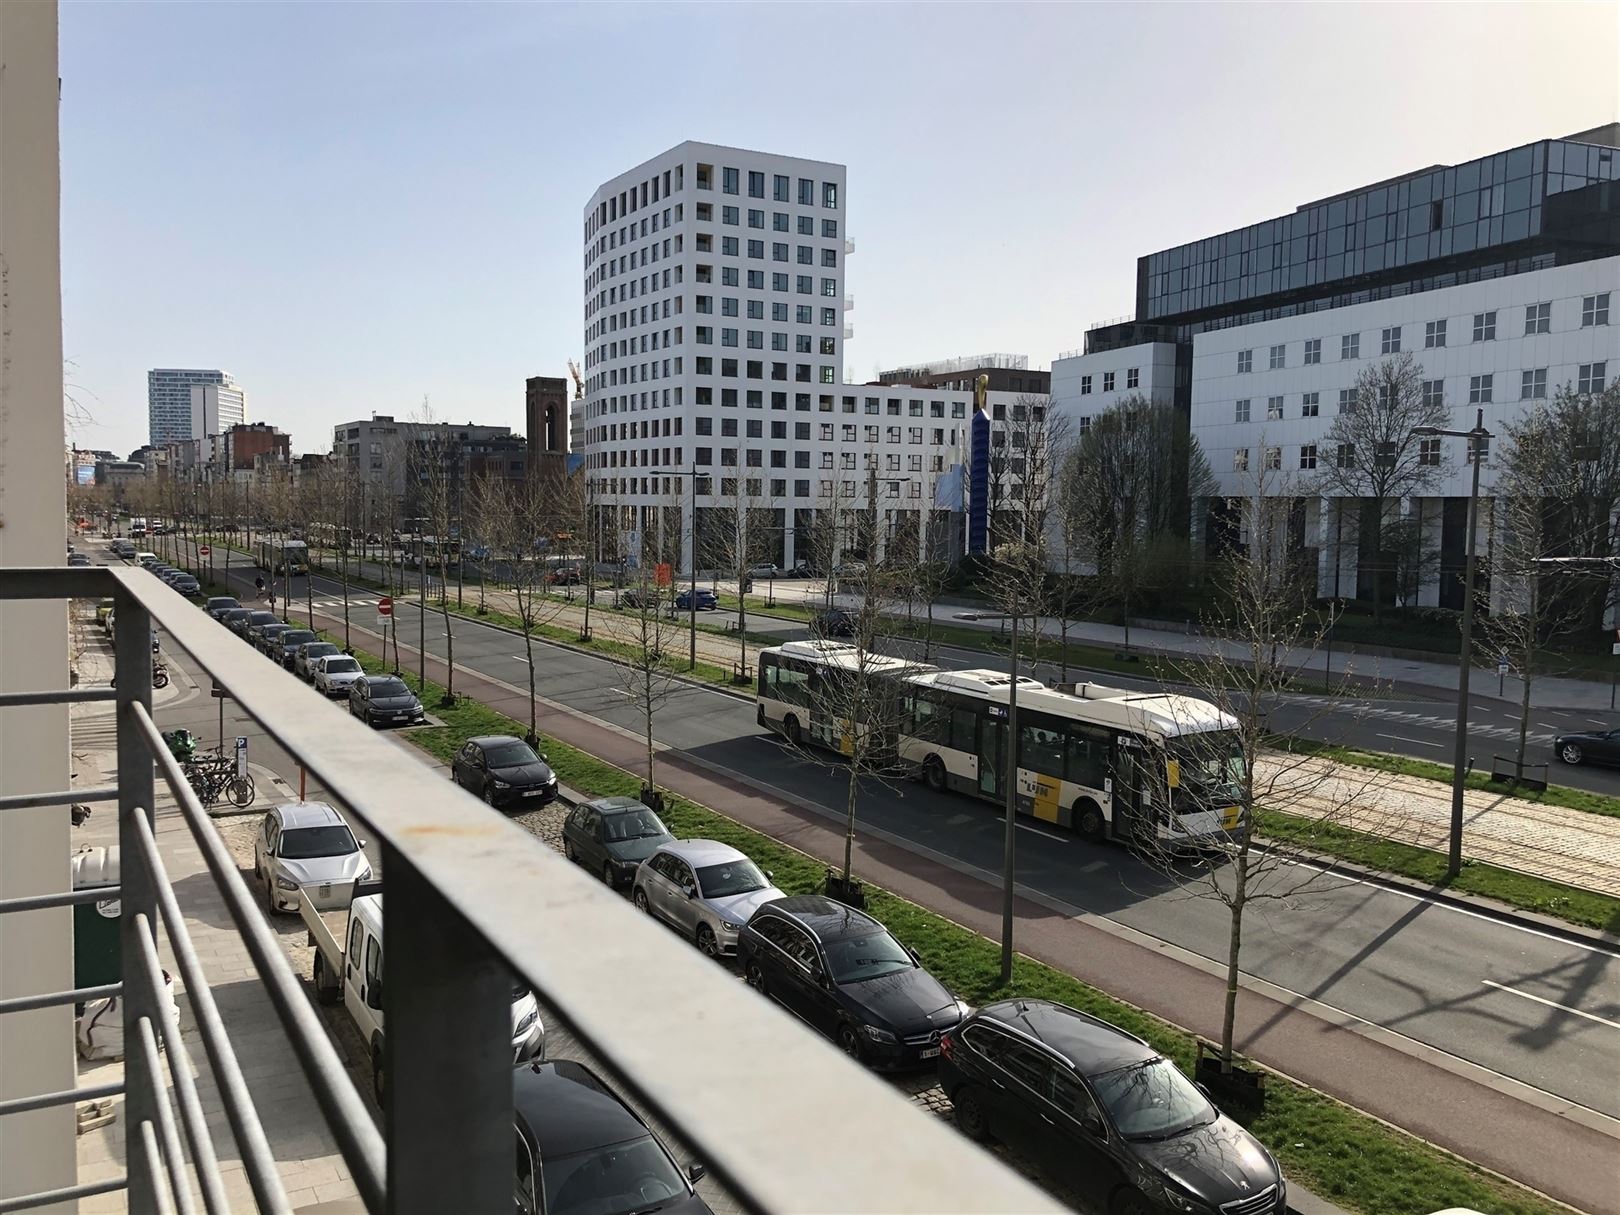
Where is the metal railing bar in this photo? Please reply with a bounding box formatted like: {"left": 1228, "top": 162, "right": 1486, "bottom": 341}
{"left": 135, "top": 1014, "right": 200, "bottom": 1215}
{"left": 128, "top": 828, "right": 289, "bottom": 1215}
{"left": 100, "top": 565, "right": 1056, "bottom": 1215}
{"left": 0, "top": 1175, "right": 128, "bottom": 1214}
{"left": 0, "top": 785, "right": 118, "bottom": 812}
{"left": 0, "top": 686, "right": 118, "bottom": 707}
{"left": 139, "top": 1118, "right": 180, "bottom": 1215}
{"left": 0, "top": 564, "right": 115, "bottom": 601}
{"left": 0, "top": 1079, "right": 123, "bottom": 1119}
{"left": 0, "top": 886, "right": 120, "bottom": 916}
{"left": 131, "top": 706, "right": 385, "bottom": 1214}
{"left": 0, "top": 982, "right": 120, "bottom": 1017}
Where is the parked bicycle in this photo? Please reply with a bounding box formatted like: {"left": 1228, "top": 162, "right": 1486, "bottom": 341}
{"left": 180, "top": 752, "right": 255, "bottom": 808}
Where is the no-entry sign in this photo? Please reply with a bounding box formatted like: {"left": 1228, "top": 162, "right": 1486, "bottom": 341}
{"left": 199, "top": 545, "right": 211, "bottom": 556}
{"left": 377, "top": 595, "right": 393, "bottom": 628}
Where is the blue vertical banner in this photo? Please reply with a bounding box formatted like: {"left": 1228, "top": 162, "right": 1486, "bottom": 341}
{"left": 968, "top": 407, "right": 990, "bottom": 555}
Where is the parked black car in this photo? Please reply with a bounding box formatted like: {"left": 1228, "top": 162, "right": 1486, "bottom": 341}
{"left": 512, "top": 1059, "right": 711, "bottom": 1215}
{"left": 939, "top": 999, "right": 1285, "bottom": 1215}
{"left": 450, "top": 734, "right": 557, "bottom": 809}
{"left": 675, "top": 587, "right": 719, "bottom": 611}
{"left": 205, "top": 596, "right": 241, "bottom": 620}
{"left": 254, "top": 622, "right": 293, "bottom": 656}
{"left": 348, "top": 675, "right": 427, "bottom": 728}
{"left": 617, "top": 587, "right": 660, "bottom": 609}
{"left": 810, "top": 608, "right": 855, "bottom": 638}
{"left": 269, "top": 629, "right": 318, "bottom": 669}
{"left": 234, "top": 609, "right": 278, "bottom": 640}
{"left": 1554, "top": 725, "right": 1620, "bottom": 768}
{"left": 737, "top": 895, "right": 965, "bottom": 1070}
{"left": 219, "top": 607, "right": 254, "bottom": 633}
{"left": 561, "top": 795, "right": 674, "bottom": 887}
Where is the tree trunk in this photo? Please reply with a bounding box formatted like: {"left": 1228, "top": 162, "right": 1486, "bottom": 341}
{"left": 1516, "top": 652, "right": 1534, "bottom": 774}
{"left": 644, "top": 660, "right": 657, "bottom": 793}
{"left": 842, "top": 763, "right": 859, "bottom": 884}
{"left": 1220, "top": 854, "right": 1249, "bottom": 1071}
{"left": 439, "top": 553, "right": 455, "bottom": 701}
{"left": 524, "top": 617, "right": 538, "bottom": 745}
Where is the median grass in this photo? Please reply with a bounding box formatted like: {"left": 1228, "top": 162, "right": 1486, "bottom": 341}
{"left": 1260, "top": 809, "right": 1620, "bottom": 933}
{"left": 1291, "top": 738, "right": 1620, "bottom": 821}
{"left": 318, "top": 627, "right": 1565, "bottom": 1215}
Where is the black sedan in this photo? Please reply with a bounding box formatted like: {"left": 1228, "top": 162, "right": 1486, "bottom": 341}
{"left": 939, "top": 999, "right": 1285, "bottom": 1215}
{"left": 450, "top": 734, "right": 557, "bottom": 809}
{"left": 513, "top": 1059, "right": 711, "bottom": 1215}
{"left": 561, "top": 796, "right": 674, "bottom": 887}
{"left": 1554, "top": 725, "right": 1620, "bottom": 767}
{"left": 348, "top": 675, "right": 427, "bottom": 728}
{"left": 272, "top": 629, "right": 319, "bottom": 670}
{"left": 738, "top": 895, "right": 966, "bottom": 1071}
{"left": 811, "top": 608, "right": 855, "bottom": 638}
{"left": 235, "top": 609, "right": 278, "bottom": 640}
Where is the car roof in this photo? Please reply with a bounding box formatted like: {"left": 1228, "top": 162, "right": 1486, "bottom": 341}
{"left": 974, "top": 999, "right": 1157, "bottom": 1076}
{"left": 280, "top": 629, "right": 317, "bottom": 640}
{"left": 757, "top": 893, "right": 880, "bottom": 940}
{"left": 468, "top": 734, "right": 525, "bottom": 748}
{"left": 584, "top": 795, "right": 649, "bottom": 815}
{"left": 513, "top": 1060, "right": 652, "bottom": 1157}
{"left": 364, "top": 674, "right": 406, "bottom": 686}
{"left": 273, "top": 801, "right": 346, "bottom": 830}
{"left": 654, "top": 838, "right": 748, "bottom": 866}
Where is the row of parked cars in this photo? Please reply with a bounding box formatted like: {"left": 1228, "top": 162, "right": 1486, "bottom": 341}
{"left": 550, "top": 794, "right": 1288, "bottom": 1214}
{"left": 130, "top": 550, "right": 201, "bottom": 597}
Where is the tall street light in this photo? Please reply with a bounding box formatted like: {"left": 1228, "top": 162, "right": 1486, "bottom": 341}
{"left": 1411, "top": 407, "right": 1493, "bottom": 878}
{"left": 651, "top": 468, "right": 699, "bottom": 671}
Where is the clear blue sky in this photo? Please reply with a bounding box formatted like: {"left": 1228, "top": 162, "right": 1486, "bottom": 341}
{"left": 61, "top": 1, "right": 1618, "bottom": 458}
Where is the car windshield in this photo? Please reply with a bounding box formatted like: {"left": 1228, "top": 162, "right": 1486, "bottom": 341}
{"left": 601, "top": 809, "right": 669, "bottom": 843}
{"left": 372, "top": 678, "right": 410, "bottom": 697}
{"left": 1091, "top": 1058, "right": 1215, "bottom": 1141}
{"left": 249, "top": 613, "right": 275, "bottom": 625}
{"left": 694, "top": 858, "right": 767, "bottom": 898}
{"left": 281, "top": 632, "right": 316, "bottom": 647}
{"left": 824, "top": 929, "right": 914, "bottom": 983}
{"left": 304, "top": 644, "right": 338, "bottom": 657}
{"left": 542, "top": 1133, "right": 685, "bottom": 1215}
{"left": 484, "top": 741, "right": 541, "bottom": 767}
{"left": 278, "top": 824, "right": 357, "bottom": 859}
{"left": 323, "top": 658, "right": 361, "bottom": 674}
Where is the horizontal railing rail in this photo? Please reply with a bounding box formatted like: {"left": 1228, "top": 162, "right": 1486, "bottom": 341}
{"left": 0, "top": 565, "right": 1058, "bottom": 1214}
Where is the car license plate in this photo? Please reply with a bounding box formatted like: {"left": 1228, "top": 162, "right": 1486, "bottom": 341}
{"left": 524, "top": 788, "right": 544, "bottom": 797}
{"left": 919, "top": 1046, "right": 941, "bottom": 1059}
{"left": 319, "top": 883, "right": 331, "bottom": 899}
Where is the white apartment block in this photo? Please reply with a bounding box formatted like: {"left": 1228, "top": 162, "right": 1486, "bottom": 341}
{"left": 189, "top": 381, "right": 246, "bottom": 441}
{"left": 147, "top": 367, "right": 236, "bottom": 446}
{"left": 580, "top": 141, "right": 1047, "bottom": 570}
{"left": 1049, "top": 342, "right": 1180, "bottom": 434}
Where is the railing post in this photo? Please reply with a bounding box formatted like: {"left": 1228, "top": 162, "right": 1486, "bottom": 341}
{"left": 115, "top": 594, "right": 160, "bottom": 1212}
{"left": 383, "top": 849, "right": 510, "bottom": 1214}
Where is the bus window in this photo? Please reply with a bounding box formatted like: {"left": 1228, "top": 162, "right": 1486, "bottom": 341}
{"left": 1020, "top": 721, "right": 1065, "bottom": 777}
{"left": 1065, "top": 728, "right": 1109, "bottom": 789}
{"left": 949, "top": 707, "right": 978, "bottom": 755}
{"left": 772, "top": 658, "right": 810, "bottom": 706}
{"left": 906, "top": 693, "right": 942, "bottom": 741}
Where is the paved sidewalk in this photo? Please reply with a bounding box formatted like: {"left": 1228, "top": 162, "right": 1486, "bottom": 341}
{"left": 69, "top": 642, "right": 361, "bottom": 1210}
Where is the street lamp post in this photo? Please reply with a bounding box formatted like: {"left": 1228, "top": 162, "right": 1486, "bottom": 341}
{"left": 1412, "top": 408, "right": 1493, "bottom": 878}
{"left": 652, "top": 468, "right": 699, "bottom": 671}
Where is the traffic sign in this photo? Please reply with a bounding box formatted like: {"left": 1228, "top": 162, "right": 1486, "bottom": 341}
{"left": 235, "top": 736, "right": 248, "bottom": 779}
{"left": 378, "top": 596, "right": 393, "bottom": 617}
{"left": 199, "top": 545, "right": 211, "bottom": 556}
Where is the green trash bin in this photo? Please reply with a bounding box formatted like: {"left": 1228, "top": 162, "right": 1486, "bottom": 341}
{"left": 72, "top": 846, "right": 122, "bottom": 989}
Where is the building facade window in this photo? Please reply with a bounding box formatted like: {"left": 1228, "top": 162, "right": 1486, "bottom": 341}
{"left": 1264, "top": 446, "right": 1281, "bottom": 471}
{"left": 1266, "top": 396, "right": 1283, "bottom": 420}
{"left": 1304, "top": 338, "right": 1321, "bottom": 365}
{"left": 1103, "top": 371, "right": 1115, "bottom": 392}
{"left": 1583, "top": 293, "right": 1611, "bottom": 327}
{"left": 1269, "top": 344, "right": 1286, "bottom": 369}
{"left": 1380, "top": 326, "right": 1401, "bottom": 354}
{"left": 1299, "top": 444, "right": 1317, "bottom": 470}
{"left": 1234, "top": 399, "right": 1250, "bottom": 423}
{"left": 1232, "top": 448, "right": 1249, "bottom": 472}
{"left": 1424, "top": 319, "right": 1446, "bottom": 348}
{"left": 1301, "top": 391, "right": 1320, "bottom": 417}
{"left": 1237, "top": 349, "right": 1253, "bottom": 374}
{"left": 1468, "top": 374, "right": 1493, "bottom": 404}
{"left": 1579, "top": 362, "right": 1607, "bottom": 393}
{"left": 1337, "top": 388, "right": 1356, "bottom": 414}
{"left": 1524, "top": 302, "right": 1551, "bottom": 334}
{"left": 1126, "top": 368, "right": 1139, "bottom": 389}
{"left": 1418, "top": 438, "right": 1442, "bottom": 466}
{"left": 1342, "top": 333, "right": 1360, "bottom": 360}
{"left": 1080, "top": 376, "right": 1092, "bottom": 395}
{"left": 1472, "top": 311, "right": 1496, "bottom": 342}
{"left": 1421, "top": 379, "right": 1445, "bottom": 409}
{"left": 1521, "top": 368, "right": 1548, "bottom": 400}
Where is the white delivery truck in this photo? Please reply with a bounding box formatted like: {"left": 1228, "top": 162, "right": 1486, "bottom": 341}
{"left": 302, "top": 880, "right": 545, "bottom": 1103}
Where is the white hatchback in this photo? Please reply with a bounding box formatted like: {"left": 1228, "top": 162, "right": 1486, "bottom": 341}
{"left": 312, "top": 653, "right": 365, "bottom": 698}
{"left": 253, "top": 802, "right": 371, "bottom": 915}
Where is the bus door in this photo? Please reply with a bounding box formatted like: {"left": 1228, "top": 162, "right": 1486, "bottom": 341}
{"left": 1110, "top": 737, "right": 1150, "bottom": 841}
{"left": 977, "top": 709, "right": 1006, "bottom": 799}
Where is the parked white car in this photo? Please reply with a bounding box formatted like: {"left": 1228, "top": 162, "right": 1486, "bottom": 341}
{"left": 253, "top": 802, "right": 371, "bottom": 915}
{"left": 311, "top": 654, "right": 365, "bottom": 698}
{"left": 632, "top": 839, "right": 783, "bottom": 958}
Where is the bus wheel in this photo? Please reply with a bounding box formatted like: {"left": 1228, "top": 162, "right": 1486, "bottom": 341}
{"left": 783, "top": 715, "right": 803, "bottom": 747}
{"left": 1076, "top": 800, "right": 1105, "bottom": 844}
{"left": 923, "top": 755, "right": 947, "bottom": 793}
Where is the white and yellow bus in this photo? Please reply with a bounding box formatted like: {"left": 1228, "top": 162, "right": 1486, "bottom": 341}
{"left": 255, "top": 539, "right": 309, "bottom": 576}
{"left": 756, "top": 642, "right": 1244, "bottom": 849}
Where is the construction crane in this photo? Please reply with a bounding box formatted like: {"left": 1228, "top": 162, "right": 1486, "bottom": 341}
{"left": 567, "top": 359, "right": 585, "bottom": 400}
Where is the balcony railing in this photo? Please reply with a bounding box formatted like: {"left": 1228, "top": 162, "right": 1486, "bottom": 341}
{"left": 0, "top": 566, "right": 1057, "bottom": 1214}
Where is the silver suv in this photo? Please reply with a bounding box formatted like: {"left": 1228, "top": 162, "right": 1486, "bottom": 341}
{"left": 631, "top": 839, "right": 783, "bottom": 958}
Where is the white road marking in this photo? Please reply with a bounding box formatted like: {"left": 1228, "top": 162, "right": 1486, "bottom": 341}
{"left": 1481, "top": 980, "right": 1620, "bottom": 1030}
{"left": 1017, "top": 822, "right": 1068, "bottom": 843}
{"left": 1376, "top": 732, "right": 1442, "bottom": 748}
{"left": 1590, "top": 719, "right": 1612, "bottom": 728}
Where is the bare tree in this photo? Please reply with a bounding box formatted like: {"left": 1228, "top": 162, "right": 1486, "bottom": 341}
{"left": 712, "top": 477, "right": 779, "bottom": 682}
{"left": 1069, "top": 394, "right": 1215, "bottom": 652}
{"left": 1133, "top": 466, "right": 1395, "bottom": 1077}
{"left": 410, "top": 405, "right": 461, "bottom": 706}
{"left": 610, "top": 541, "right": 684, "bottom": 809}
{"left": 1315, "top": 352, "right": 1450, "bottom": 625}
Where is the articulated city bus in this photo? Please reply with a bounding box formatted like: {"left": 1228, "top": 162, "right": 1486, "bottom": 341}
{"left": 756, "top": 641, "right": 1245, "bottom": 849}
{"left": 255, "top": 539, "right": 310, "bottom": 576}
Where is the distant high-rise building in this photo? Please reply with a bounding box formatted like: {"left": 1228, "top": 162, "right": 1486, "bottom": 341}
{"left": 146, "top": 368, "right": 237, "bottom": 446}
{"left": 190, "top": 382, "right": 246, "bottom": 440}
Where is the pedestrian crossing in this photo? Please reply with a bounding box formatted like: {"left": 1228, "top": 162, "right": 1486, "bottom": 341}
{"left": 1288, "top": 694, "right": 1556, "bottom": 746}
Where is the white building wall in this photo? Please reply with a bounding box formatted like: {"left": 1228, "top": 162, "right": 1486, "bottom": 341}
{"left": 1049, "top": 341, "right": 1180, "bottom": 437}
{"left": 189, "top": 382, "right": 246, "bottom": 440}
{"left": 148, "top": 368, "right": 232, "bottom": 446}
{"left": 0, "top": 1, "right": 77, "bottom": 1205}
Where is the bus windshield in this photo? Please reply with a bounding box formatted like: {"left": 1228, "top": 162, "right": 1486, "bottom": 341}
{"left": 1167, "top": 731, "right": 1245, "bottom": 808}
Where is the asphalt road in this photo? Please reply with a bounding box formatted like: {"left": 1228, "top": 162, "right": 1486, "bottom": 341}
{"left": 173, "top": 550, "right": 1620, "bottom": 1128}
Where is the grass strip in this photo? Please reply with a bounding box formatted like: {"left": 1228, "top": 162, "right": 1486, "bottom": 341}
{"left": 319, "top": 627, "right": 1567, "bottom": 1215}
{"left": 1260, "top": 808, "right": 1620, "bottom": 933}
